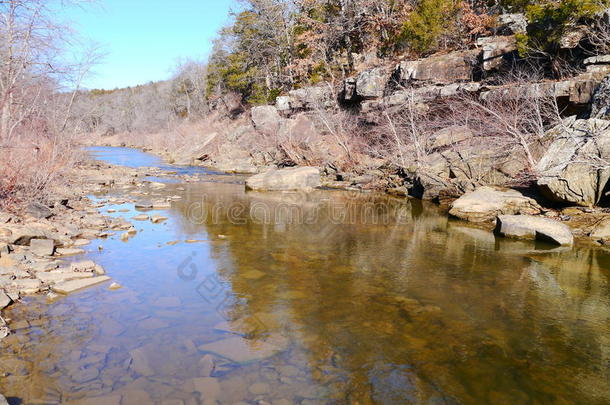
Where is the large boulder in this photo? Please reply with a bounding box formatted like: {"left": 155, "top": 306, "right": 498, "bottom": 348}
{"left": 26, "top": 202, "right": 52, "bottom": 219}
{"left": 449, "top": 186, "right": 542, "bottom": 223}
{"left": 287, "top": 86, "right": 335, "bottom": 111}
{"left": 355, "top": 67, "right": 389, "bottom": 99}
{"left": 536, "top": 118, "right": 610, "bottom": 206}
{"left": 246, "top": 167, "right": 321, "bottom": 191}
{"left": 495, "top": 215, "right": 574, "bottom": 246}
{"left": 279, "top": 114, "right": 320, "bottom": 144}
{"left": 251, "top": 106, "right": 282, "bottom": 136}
{"left": 496, "top": 13, "right": 527, "bottom": 35}
{"left": 395, "top": 50, "right": 479, "bottom": 85}
{"left": 477, "top": 36, "right": 517, "bottom": 71}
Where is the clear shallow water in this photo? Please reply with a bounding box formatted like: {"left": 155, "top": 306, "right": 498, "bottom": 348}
{"left": 1, "top": 148, "right": 609, "bottom": 404}
{"left": 87, "top": 146, "right": 224, "bottom": 176}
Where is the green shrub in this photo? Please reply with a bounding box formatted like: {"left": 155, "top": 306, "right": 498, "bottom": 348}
{"left": 399, "top": 0, "right": 460, "bottom": 54}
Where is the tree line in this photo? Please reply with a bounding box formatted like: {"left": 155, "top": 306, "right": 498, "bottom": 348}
{"left": 205, "top": 0, "right": 610, "bottom": 104}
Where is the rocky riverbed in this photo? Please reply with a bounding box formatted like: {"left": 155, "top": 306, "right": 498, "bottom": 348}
{"left": 0, "top": 156, "right": 239, "bottom": 340}
{"left": 1, "top": 147, "right": 609, "bottom": 404}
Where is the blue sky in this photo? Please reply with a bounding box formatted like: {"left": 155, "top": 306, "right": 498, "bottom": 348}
{"left": 62, "top": 0, "right": 234, "bottom": 89}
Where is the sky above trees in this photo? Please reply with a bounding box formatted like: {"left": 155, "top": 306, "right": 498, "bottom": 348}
{"left": 62, "top": 0, "right": 233, "bottom": 90}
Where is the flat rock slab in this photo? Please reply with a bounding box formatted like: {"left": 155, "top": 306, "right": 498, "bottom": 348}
{"left": 496, "top": 215, "right": 574, "bottom": 246}
{"left": 246, "top": 167, "right": 321, "bottom": 191}
{"left": 52, "top": 276, "right": 111, "bottom": 294}
{"left": 70, "top": 260, "right": 96, "bottom": 272}
{"left": 132, "top": 214, "right": 150, "bottom": 221}
{"left": 55, "top": 248, "right": 86, "bottom": 256}
{"left": 197, "top": 336, "right": 288, "bottom": 364}
{"left": 36, "top": 271, "right": 94, "bottom": 284}
{"left": 9, "top": 278, "right": 42, "bottom": 294}
{"left": 29, "top": 239, "right": 55, "bottom": 256}
{"left": 449, "top": 186, "right": 542, "bottom": 223}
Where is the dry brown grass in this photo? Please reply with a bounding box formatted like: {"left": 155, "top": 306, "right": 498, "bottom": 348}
{"left": 0, "top": 135, "right": 78, "bottom": 210}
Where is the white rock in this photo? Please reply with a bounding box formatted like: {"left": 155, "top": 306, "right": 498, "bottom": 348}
{"left": 496, "top": 215, "right": 574, "bottom": 246}
{"left": 449, "top": 186, "right": 541, "bottom": 223}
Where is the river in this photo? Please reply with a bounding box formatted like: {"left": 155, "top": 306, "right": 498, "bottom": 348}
{"left": 1, "top": 147, "right": 608, "bottom": 404}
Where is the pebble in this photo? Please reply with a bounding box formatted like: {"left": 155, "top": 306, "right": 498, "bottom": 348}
{"left": 248, "top": 382, "right": 270, "bottom": 395}
{"left": 109, "top": 282, "right": 122, "bottom": 290}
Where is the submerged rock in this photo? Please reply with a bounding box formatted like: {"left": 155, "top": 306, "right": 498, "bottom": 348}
{"left": 246, "top": 167, "right": 321, "bottom": 191}
{"left": 52, "top": 276, "right": 111, "bottom": 294}
{"left": 198, "top": 336, "right": 288, "bottom": 364}
{"left": 449, "top": 187, "right": 541, "bottom": 222}
{"left": 495, "top": 215, "right": 574, "bottom": 246}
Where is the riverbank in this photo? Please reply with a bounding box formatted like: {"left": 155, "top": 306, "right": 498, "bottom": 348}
{"left": 84, "top": 135, "right": 610, "bottom": 249}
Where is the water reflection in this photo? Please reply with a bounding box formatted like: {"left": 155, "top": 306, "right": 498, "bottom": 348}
{"left": 0, "top": 150, "right": 609, "bottom": 404}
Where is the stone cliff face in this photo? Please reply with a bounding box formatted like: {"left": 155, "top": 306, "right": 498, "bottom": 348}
{"left": 154, "top": 14, "right": 610, "bottom": 208}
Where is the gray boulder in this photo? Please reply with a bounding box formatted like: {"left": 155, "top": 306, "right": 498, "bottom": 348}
{"left": 449, "top": 186, "right": 542, "bottom": 223}
{"left": 477, "top": 36, "right": 517, "bottom": 71}
{"left": 355, "top": 67, "right": 389, "bottom": 99}
{"left": 246, "top": 167, "right": 321, "bottom": 191}
{"left": 26, "top": 202, "right": 52, "bottom": 219}
{"left": 536, "top": 118, "right": 610, "bottom": 206}
{"left": 495, "top": 215, "right": 574, "bottom": 246}
{"left": 251, "top": 106, "right": 282, "bottom": 136}
{"left": 396, "top": 49, "right": 478, "bottom": 85}
{"left": 288, "top": 86, "right": 334, "bottom": 110}
{"left": 497, "top": 13, "right": 527, "bottom": 34}
{"left": 279, "top": 113, "right": 320, "bottom": 144}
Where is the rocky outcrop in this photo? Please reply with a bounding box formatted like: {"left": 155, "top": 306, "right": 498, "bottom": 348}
{"left": 495, "top": 215, "right": 574, "bottom": 246}
{"left": 355, "top": 67, "right": 390, "bottom": 99}
{"left": 496, "top": 13, "right": 527, "bottom": 35}
{"left": 477, "top": 36, "right": 517, "bottom": 71}
{"left": 536, "top": 118, "right": 610, "bottom": 206}
{"left": 246, "top": 167, "right": 321, "bottom": 191}
{"left": 395, "top": 49, "right": 479, "bottom": 85}
{"left": 584, "top": 55, "right": 610, "bottom": 74}
{"left": 449, "top": 186, "right": 542, "bottom": 222}
{"left": 277, "top": 86, "right": 335, "bottom": 113}
{"left": 251, "top": 105, "right": 282, "bottom": 135}
{"left": 481, "top": 72, "right": 608, "bottom": 106}
{"left": 590, "top": 73, "right": 610, "bottom": 119}
{"left": 279, "top": 113, "right": 320, "bottom": 144}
